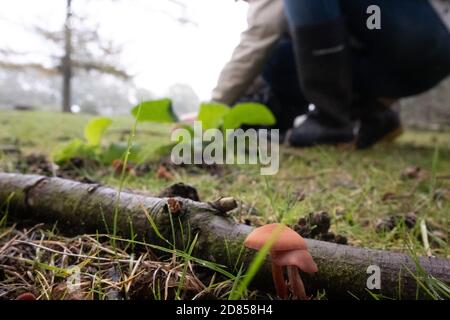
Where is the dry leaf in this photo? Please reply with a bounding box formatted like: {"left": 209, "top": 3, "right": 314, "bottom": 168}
{"left": 156, "top": 165, "right": 174, "bottom": 180}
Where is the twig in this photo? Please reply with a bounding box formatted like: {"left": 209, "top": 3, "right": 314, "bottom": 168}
{"left": 6, "top": 240, "right": 132, "bottom": 263}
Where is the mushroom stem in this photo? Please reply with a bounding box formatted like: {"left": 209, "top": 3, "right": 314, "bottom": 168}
{"left": 287, "top": 266, "right": 307, "bottom": 300}
{"left": 271, "top": 260, "right": 288, "bottom": 299}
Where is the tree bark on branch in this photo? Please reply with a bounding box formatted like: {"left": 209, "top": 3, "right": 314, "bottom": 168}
{"left": 0, "top": 173, "right": 448, "bottom": 299}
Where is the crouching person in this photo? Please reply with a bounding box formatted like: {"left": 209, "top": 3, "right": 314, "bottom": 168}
{"left": 212, "top": 0, "right": 450, "bottom": 148}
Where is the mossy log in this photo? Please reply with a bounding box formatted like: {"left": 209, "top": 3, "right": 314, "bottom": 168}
{"left": 0, "top": 173, "right": 449, "bottom": 299}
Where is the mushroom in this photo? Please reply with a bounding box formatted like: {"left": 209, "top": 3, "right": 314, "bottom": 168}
{"left": 15, "top": 292, "right": 37, "bottom": 300}
{"left": 244, "top": 223, "right": 318, "bottom": 300}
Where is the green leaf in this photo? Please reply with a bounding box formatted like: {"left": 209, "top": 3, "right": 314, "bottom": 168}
{"left": 177, "top": 123, "right": 194, "bottom": 137}
{"left": 152, "top": 143, "right": 178, "bottom": 158}
{"left": 197, "top": 102, "right": 230, "bottom": 130}
{"left": 84, "top": 117, "right": 113, "bottom": 146}
{"left": 101, "top": 142, "right": 141, "bottom": 165}
{"left": 131, "top": 99, "right": 176, "bottom": 123}
{"left": 52, "top": 139, "right": 97, "bottom": 164}
{"left": 223, "top": 103, "right": 276, "bottom": 130}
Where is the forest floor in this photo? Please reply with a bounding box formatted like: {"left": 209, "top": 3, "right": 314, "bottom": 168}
{"left": 0, "top": 110, "right": 449, "bottom": 300}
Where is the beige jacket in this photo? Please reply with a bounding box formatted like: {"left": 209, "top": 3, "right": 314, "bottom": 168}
{"left": 212, "top": 0, "right": 450, "bottom": 105}
{"left": 211, "top": 0, "right": 286, "bottom": 105}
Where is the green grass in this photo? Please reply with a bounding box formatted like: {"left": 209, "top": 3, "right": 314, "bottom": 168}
{"left": 1, "top": 110, "right": 449, "bottom": 258}
{"left": 0, "top": 110, "right": 449, "bottom": 300}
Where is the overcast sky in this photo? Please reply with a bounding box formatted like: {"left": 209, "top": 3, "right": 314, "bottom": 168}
{"left": 0, "top": 0, "right": 248, "bottom": 100}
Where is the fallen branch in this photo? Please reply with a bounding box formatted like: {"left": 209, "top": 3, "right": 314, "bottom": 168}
{"left": 0, "top": 173, "right": 449, "bottom": 299}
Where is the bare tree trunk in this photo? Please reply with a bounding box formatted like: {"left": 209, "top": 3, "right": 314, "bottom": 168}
{"left": 62, "top": 0, "right": 73, "bottom": 113}
{"left": 0, "top": 173, "right": 449, "bottom": 299}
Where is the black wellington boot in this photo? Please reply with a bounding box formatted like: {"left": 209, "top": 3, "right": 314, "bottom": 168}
{"left": 288, "top": 19, "right": 355, "bottom": 147}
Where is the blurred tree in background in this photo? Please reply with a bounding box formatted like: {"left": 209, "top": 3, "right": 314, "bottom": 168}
{"left": 0, "top": 0, "right": 199, "bottom": 116}
{"left": 0, "top": 0, "right": 130, "bottom": 113}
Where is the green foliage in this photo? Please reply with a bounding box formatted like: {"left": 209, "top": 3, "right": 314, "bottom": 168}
{"left": 149, "top": 100, "right": 277, "bottom": 160}
{"left": 223, "top": 103, "right": 276, "bottom": 130}
{"left": 153, "top": 143, "right": 178, "bottom": 158}
{"left": 53, "top": 116, "right": 115, "bottom": 164}
{"left": 136, "top": 100, "right": 276, "bottom": 132}
{"left": 131, "top": 99, "right": 177, "bottom": 123}
{"left": 101, "top": 142, "right": 141, "bottom": 165}
{"left": 84, "top": 117, "right": 113, "bottom": 146}
{"left": 197, "top": 102, "right": 230, "bottom": 130}
{"left": 176, "top": 124, "right": 194, "bottom": 137}
{"left": 197, "top": 102, "right": 276, "bottom": 131}
{"left": 53, "top": 100, "right": 276, "bottom": 166}
{"left": 52, "top": 139, "right": 97, "bottom": 164}
{"left": 52, "top": 116, "right": 142, "bottom": 165}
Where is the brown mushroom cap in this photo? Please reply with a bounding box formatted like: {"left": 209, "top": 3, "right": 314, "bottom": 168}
{"left": 244, "top": 223, "right": 307, "bottom": 251}
{"left": 272, "top": 249, "right": 318, "bottom": 273}
{"left": 15, "top": 292, "right": 37, "bottom": 300}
